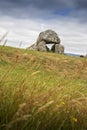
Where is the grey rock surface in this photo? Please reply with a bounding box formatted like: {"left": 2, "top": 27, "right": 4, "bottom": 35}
{"left": 26, "top": 43, "right": 37, "bottom": 51}
{"left": 27, "top": 29, "right": 64, "bottom": 54}
{"left": 36, "top": 29, "right": 60, "bottom": 45}
{"left": 51, "top": 44, "right": 55, "bottom": 52}
{"left": 55, "top": 44, "right": 64, "bottom": 54}
{"left": 51, "top": 44, "right": 64, "bottom": 54}
{"left": 37, "top": 41, "right": 47, "bottom": 52}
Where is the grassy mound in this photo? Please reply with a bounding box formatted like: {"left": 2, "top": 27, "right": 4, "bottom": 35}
{"left": 0, "top": 46, "right": 87, "bottom": 130}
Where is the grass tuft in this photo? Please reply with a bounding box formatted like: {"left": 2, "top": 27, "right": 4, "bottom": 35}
{"left": 0, "top": 46, "right": 87, "bottom": 130}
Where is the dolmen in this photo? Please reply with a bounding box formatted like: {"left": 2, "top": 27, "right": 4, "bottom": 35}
{"left": 27, "top": 29, "right": 64, "bottom": 54}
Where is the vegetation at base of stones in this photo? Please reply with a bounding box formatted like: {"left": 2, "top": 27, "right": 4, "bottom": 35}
{"left": 0, "top": 46, "right": 87, "bottom": 130}
{"left": 80, "top": 54, "right": 87, "bottom": 58}
{"left": 27, "top": 30, "right": 64, "bottom": 54}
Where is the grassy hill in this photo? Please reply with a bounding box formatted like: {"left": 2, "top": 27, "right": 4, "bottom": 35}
{"left": 0, "top": 46, "right": 87, "bottom": 130}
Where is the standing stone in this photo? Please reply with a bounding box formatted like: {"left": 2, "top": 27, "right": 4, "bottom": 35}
{"left": 51, "top": 44, "right": 55, "bottom": 52}
{"left": 37, "top": 41, "right": 47, "bottom": 52}
{"left": 55, "top": 44, "right": 64, "bottom": 54}
{"left": 51, "top": 44, "right": 64, "bottom": 54}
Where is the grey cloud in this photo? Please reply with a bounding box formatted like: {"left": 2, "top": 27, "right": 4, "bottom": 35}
{"left": 0, "top": 0, "right": 71, "bottom": 19}
{"left": 0, "top": 0, "right": 87, "bottom": 21}
{"left": 1, "top": 0, "right": 87, "bottom": 10}
{"left": 0, "top": 0, "right": 70, "bottom": 9}
{"left": 75, "top": 0, "right": 87, "bottom": 10}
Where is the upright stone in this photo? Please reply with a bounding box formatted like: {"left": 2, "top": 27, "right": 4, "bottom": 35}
{"left": 55, "top": 44, "right": 64, "bottom": 54}
{"left": 37, "top": 41, "right": 47, "bottom": 52}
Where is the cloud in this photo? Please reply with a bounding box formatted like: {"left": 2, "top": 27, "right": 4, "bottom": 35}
{"left": 0, "top": 0, "right": 87, "bottom": 21}
{"left": 0, "top": 0, "right": 68, "bottom": 18}
{"left": 0, "top": 15, "right": 87, "bottom": 55}
{"left": 74, "top": 0, "right": 87, "bottom": 10}
{"left": 0, "top": 0, "right": 87, "bottom": 55}
{"left": 0, "top": 0, "right": 72, "bottom": 9}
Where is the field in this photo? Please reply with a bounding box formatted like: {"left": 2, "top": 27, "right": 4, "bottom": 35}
{"left": 0, "top": 46, "right": 87, "bottom": 130}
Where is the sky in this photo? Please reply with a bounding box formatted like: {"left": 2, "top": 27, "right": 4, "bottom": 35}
{"left": 0, "top": 0, "right": 87, "bottom": 55}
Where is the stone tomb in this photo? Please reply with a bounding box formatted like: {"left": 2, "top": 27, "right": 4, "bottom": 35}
{"left": 27, "top": 29, "right": 64, "bottom": 54}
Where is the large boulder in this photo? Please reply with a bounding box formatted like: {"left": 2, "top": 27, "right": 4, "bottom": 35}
{"left": 55, "top": 44, "right": 64, "bottom": 54}
{"left": 36, "top": 29, "right": 60, "bottom": 45}
{"left": 51, "top": 44, "right": 64, "bottom": 54}
{"left": 37, "top": 41, "right": 47, "bottom": 52}
{"left": 27, "top": 29, "right": 64, "bottom": 54}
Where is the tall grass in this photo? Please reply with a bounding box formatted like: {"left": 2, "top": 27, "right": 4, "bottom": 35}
{"left": 0, "top": 32, "right": 8, "bottom": 45}
{"left": 0, "top": 46, "right": 87, "bottom": 130}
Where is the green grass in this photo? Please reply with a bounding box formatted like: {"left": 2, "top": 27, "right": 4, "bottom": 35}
{"left": 0, "top": 45, "right": 87, "bottom": 130}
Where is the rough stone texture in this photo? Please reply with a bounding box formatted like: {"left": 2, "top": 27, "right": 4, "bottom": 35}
{"left": 27, "top": 43, "right": 37, "bottom": 51}
{"left": 36, "top": 29, "right": 60, "bottom": 45}
{"left": 55, "top": 44, "right": 64, "bottom": 54}
{"left": 27, "top": 29, "right": 64, "bottom": 54}
{"left": 51, "top": 44, "right": 64, "bottom": 54}
{"left": 37, "top": 41, "right": 47, "bottom": 52}
{"left": 51, "top": 44, "right": 55, "bottom": 52}
{"left": 46, "top": 45, "right": 50, "bottom": 52}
